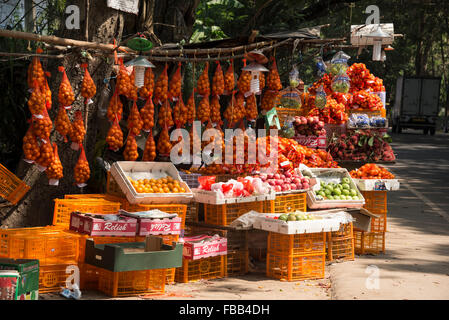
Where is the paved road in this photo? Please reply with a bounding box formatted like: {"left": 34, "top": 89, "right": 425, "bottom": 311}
{"left": 41, "top": 129, "right": 449, "bottom": 301}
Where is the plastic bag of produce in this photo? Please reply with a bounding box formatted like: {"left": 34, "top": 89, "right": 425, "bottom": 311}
{"left": 289, "top": 65, "right": 300, "bottom": 88}
{"left": 315, "top": 85, "right": 327, "bottom": 109}
{"left": 279, "top": 87, "right": 302, "bottom": 109}
{"left": 329, "top": 51, "right": 351, "bottom": 76}
{"left": 331, "top": 74, "right": 351, "bottom": 93}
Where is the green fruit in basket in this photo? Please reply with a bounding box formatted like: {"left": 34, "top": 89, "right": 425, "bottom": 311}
{"left": 342, "top": 177, "right": 350, "bottom": 184}
{"left": 318, "top": 191, "right": 326, "bottom": 198}
{"left": 342, "top": 183, "right": 350, "bottom": 190}
{"left": 279, "top": 214, "right": 288, "bottom": 221}
{"left": 287, "top": 214, "right": 297, "bottom": 221}
{"left": 342, "top": 189, "right": 350, "bottom": 196}
{"left": 295, "top": 213, "right": 304, "bottom": 221}
{"left": 334, "top": 195, "right": 341, "bottom": 200}
{"left": 333, "top": 188, "right": 342, "bottom": 196}
{"left": 352, "top": 196, "right": 360, "bottom": 200}
{"left": 328, "top": 195, "right": 335, "bottom": 200}
{"left": 350, "top": 189, "right": 358, "bottom": 197}
{"left": 324, "top": 188, "right": 332, "bottom": 196}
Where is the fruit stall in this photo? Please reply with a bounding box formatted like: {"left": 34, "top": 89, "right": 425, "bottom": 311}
{"left": 0, "top": 28, "right": 401, "bottom": 300}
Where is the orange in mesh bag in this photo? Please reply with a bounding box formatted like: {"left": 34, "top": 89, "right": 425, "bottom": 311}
{"left": 139, "top": 67, "right": 155, "bottom": 99}
{"left": 246, "top": 93, "right": 258, "bottom": 121}
{"left": 81, "top": 63, "right": 96, "bottom": 103}
{"left": 224, "top": 60, "right": 235, "bottom": 94}
{"left": 168, "top": 62, "right": 182, "bottom": 101}
{"left": 116, "top": 60, "right": 135, "bottom": 99}
{"left": 36, "top": 138, "right": 54, "bottom": 171}
{"left": 58, "top": 66, "right": 75, "bottom": 107}
{"left": 74, "top": 146, "right": 90, "bottom": 187}
{"left": 27, "top": 48, "right": 45, "bottom": 89}
{"left": 46, "top": 143, "right": 63, "bottom": 185}
{"left": 127, "top": 100, "right": 143, "bottom": 136}
{"left": 157, "top": 124, "right": 172, "bottom": 156}
{"left": 140, "top": 96, "right": 155, "bottom": 132}
{"left": 69, "top": 110, "right": 86, "bottom": 150}
{"left": 28, "top": 81, "right": 46, "bottom": 116}
{"left": 22, "top": 123, "right": 40, "bottom": 163}
{"left": 197, "top": 95, "right": 210, "bottom": 123}
{"left": 142, "top": 129, "right": 157, "bottom": 161}
{"left": 267, "top": 57, "right": 282, "bottom": 91}
{"left": 186, "top": 91, "right": 196, "bottom": 124}
{"left": 123, "top": 134, "right": 139, "bottom": 161}
{"left": 128, "top": 70, "right": 138, "bottom": 101}
{"left": 43, "top": 72, "right": 52, "bottom": 110}
{"left": 196, "top": 62, "right": 210, "bottom": 96}
{"left": 157, "top": 99, "right": 174, "bottom": 128}
{"left": 237, "top": 59, "right": 252, "bottom": 94}
{"left": 224, "top": 91, "right": 245, "bottom": 124}
{"left": 32, "top": 107, "right": 53, "bottom": 141}
{"left": 107, "top": 89, "right": 123, "bottom": 122}
{"left": 212, "top": 61, "right": 224, "bottom": 96}
{"left": 261, "top": 90, "right": 280, "bottom": 111}
{"left": 154, "top": 64, "right": 169, "bottom": 105}
{"left": 210, "top": 95, "right": 222, "bottom": 125}
{"left": 259, "top": 72, "right": 266, "bottom": 92}
{"left": 106, "top": 115, "right": 123, "bottom": 152}
{"left": 173, "top": 95, "right": 188, "bottom": 128}
{"left": 55, "top": 105, "right": 71, "bottom": 142}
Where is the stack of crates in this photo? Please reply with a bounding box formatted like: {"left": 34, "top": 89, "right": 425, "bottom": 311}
{"left": 266, "top": 232, "right": 326, "bottom": 281}
{"left": 353, "top": 191, "right": 388, "bottom": 254}
{"left": 326, "top": 223, "right": 355, "bottom": 262}
{"left": 263, "top": 193, "right": 307, "bottom": 214}
{"left": 175, "top": 255, "right": 226, "bottom": 283}
{"left": 204, "top": 201, "right": 265, "bottom": 226}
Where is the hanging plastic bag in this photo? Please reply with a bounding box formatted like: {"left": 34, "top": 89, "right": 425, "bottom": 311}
{"left": 22, "top": 123, "right": 40, "bottom": 164}
{"left": 46, "top": 143, "right": 63, "bottom": 185}
{"left": 197, "top": 95, "right": 211, "bottom": 123}
{"left": 198, "top": 176, "right": 216, "bottom": 191}
{"left": 212, "top": 61, "right": 224, "bottom": 96}
{"left": 168, "top": 62, "right": 182, "bottom": 101}
{"left": 280, "top": 117, "right": 295, "bottom": 138}
{"left": 106, "top": 116, "right": 124, "bottom": 151}
{"left": 267, "top": 57, "right": 282, "bottom": 91}
{"left": 331, "top": 74, "right": 351, "bottom": 93}
{"left": 196, "top": 62, "right": 210, "bottom": 96}
{"left": 140, "top": 95, "right": 155, "bottom": 132}
{"left": 69, "top": 111, "right": 86, "bottom": 150}
{"left": 142, "top": 129, "right": 157, "bottom": 161}
{"left": 329, "top": 51, "right": 351, "bottom": 77}
{"left": 154, "top": 63, "right": 169, "bottom": 105}
{"left": 315, "top": 56, "right": 327, "bottom": 77}
{"left": 74, "top": 146, "right": 90, "bottom": 187}
{"left": 157, "top": 99, "right": 174, "bottom": 128}
{"left": 315, "top": 85, "right": 327, "bottom": 109}
{"left": 36, "top": 138, "right": 54, "bottom": 172}
{"left": 58, "top": 66, "right": 75, "bottom": 108}
{"left": 123, "top": 134, "right": 139, "bottom": 161}
{"left": 224, "top": 60, "right": 235, "bottom": 94}
{"left": 127, "top": 100, "right": 143, "bottom": 136}
{"left": 80, "top": 63, "right": 96, "bottom": 104}
{"left": 139, "top": 67, "right": 155, "bottom": 99}
{"left": 289, "top": 65, "right": 300, "bottom": 88}
{"left": 107, "top": 89, "right": 123, "bottom": 122}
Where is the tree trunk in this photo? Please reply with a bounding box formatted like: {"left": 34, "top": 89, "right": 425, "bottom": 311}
{"left": 0, "top": 0, "right": 200, "bottom": 228}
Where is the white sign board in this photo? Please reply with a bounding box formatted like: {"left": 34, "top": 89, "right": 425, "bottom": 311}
{"left": 107, "top": 0, "right": 139, "bottom": 15}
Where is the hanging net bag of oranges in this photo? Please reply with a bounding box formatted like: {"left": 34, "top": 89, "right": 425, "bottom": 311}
{"left": 74, "top": 146, "right": 90, "bottom": 188}
{"left": 58, "top": 66, "right": 75, "bottom": 108}
{"left": 80, "top": 63, "right": 96, "bottom": 105}
{"left": 46, "top": 143, "right": 64, "bottom": 185}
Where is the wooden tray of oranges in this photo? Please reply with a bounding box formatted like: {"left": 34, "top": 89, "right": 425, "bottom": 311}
{"left": 110, "top": 161, "right": 193, "bottom": 204}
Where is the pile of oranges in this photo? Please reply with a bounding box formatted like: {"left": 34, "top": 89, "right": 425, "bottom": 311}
{"left": 128, "top": 176, "right": 186, "bottom": 194}
{"left": 350, "top": 163, "right": 395, "bottom": 179}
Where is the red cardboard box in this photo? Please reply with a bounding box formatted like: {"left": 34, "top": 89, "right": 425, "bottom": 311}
{"left": 293, "top": 134, "right": 326, "bottom": 149}
{"left": 182, "top": 235, "right": 227, "bottom": 260}
{"left": 137, "top": 217, "right": 182, "bottom": 236}
{"left": 69, "top": 212, "right": 137, "bottom": 237}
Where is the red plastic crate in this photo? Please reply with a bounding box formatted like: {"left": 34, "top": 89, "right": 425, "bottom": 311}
{"left": 266, "top": 252, "right": 325, "bottom": 281}
{"left": 175, "top": 255, "right": 225, "bottom": 283}
{"left": 326, "top": 223, "right": 354, "bottom": 262}
{"left": 204, "top": 201, "right": 265, "bottom": 226}
{"left": 267, "top": 232, "right": 326, "bottom": 257}
{"left": 263, "top": 192, "right": 307, "bottom": 214}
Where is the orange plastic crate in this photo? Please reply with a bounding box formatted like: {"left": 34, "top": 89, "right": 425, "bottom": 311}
{"left": 326, "top": 223, "right": 355, "bottom": 262}
{"left": 64, "top": 193, "right": 128, "bottom": 208}
{"left": 353, "top": 229, "right": 385, "bottom": 255}
{"left": 0, "top": 227, "right": 79, "bottom": 265}
{"left": 361, "top": 191, "right": 387, "bottom": 215}
{"left": 39, "top": 263, "right": 78, "bottom": 293}
{"left": 52, "top": 198, "right": 121, "bottom": 229}
{"left": 266, "top": 253, "right": 325, "bottom": 281}
{"left": 263, "top": 193, "right": 307, "bottom": 214}
{"left": 225, "top": 250, "right": 249, "bottom": 277}
{"left": 267, "top": 232, "right": 326, "bottom": 257}
{"left": 175, "top": 255, "right": 225, "bottom": 283}
{"left": 204, "top": 201, "right": 265, "bottom": 226}
{"left": 186, "top": 202, "right": 199, "bottom": 223}
{"left": 79, "top": 263, "right": 101, "bottom": 290}
{"left": 125, "top": 203, "right": 187, "bottom": 229}
{"left": 249, "top": 248, "right": 267, "bottom": 262}
{"left": 0, "top": 163, "right": 30, "bottom": 205}
{"left": 106, "top": 171, "right": 126, "bottom": 198}
{"left": 97, "top": 266, "right": 166, "bottom": 297}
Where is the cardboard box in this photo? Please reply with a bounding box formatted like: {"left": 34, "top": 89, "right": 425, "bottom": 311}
{"left": 182, "top": 235, "right": 227, "bottom": 260}
{"left": 84, "top": 236, "right": 183, "bottom": 272}
{"left": 293, "top": 134, "right": 327, "bottom": 149}
{"left": 137, "top": 217, "right": 182, "bottom": 236}
{"left": 69, "top": 212, "right": 138, "bottom": 237}
{"left": 0, "top": 258, "right": 39, "bottom": 300}
{"left": 353, "top": 179, "right": 400, "bottom": 191}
